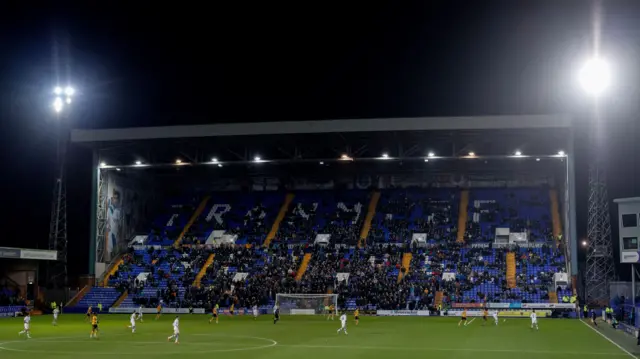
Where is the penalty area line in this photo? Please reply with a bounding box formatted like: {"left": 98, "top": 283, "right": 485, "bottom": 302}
{"left": 464, "top": 318, "right": 476, "bottom": 326}
{"left": 579, "top": 319, "right": 637, "bottom": 359}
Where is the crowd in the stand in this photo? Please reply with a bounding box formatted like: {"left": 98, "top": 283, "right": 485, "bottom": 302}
{"left": 0, "top": 287, "right": 25, "bottom": 306}
{"left": 107, "top": 238, "right": 566, "bottom": 310}
{"left": 464, "top": 191, "right": 554, "bottom": 242}
{"left": 103, "top": 188, "right": 569, "bottom": 311}
{"left": 369, "top": 191, "right": 457, "bottom": 244}
{"left": 334, "top": 246, "right": 414, "bottom": 309}
{"left": 111, "top": 246, "right": 209, "bottom": 306}
{"left": 180, "top": 244, "right": 305, "bottom": 309}
{"left": 276, "top": 196, "right": 365, "bottom": 245}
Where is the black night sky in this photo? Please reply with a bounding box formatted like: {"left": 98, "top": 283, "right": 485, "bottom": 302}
{"left": 1, "top": 1, "right": 640, "bottom": 279}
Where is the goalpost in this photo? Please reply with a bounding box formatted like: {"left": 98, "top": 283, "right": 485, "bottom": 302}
{"left": 275, "top": 293, "right": 338, "bottom": 315}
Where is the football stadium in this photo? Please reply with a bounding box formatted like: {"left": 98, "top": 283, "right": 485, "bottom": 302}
{"left": 0, "top": 115, "right": 637, "bottom": 359}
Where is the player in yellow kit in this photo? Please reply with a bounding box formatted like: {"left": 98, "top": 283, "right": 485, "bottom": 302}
{"left": 327, "top": 305, "right": 335, "bottom": 320}
{"left": 458, "top": 309, "right": 467, "bottom": 327}
{"left": 209, "top": 305, "right": 219, "bottom": 324}
{"left": 86, "top": 306, "right": 93, "bottom": 321}
{"left": 90, "top": 313, "right": 99, "bottom": 339}
{"left": 354, "top": 309, "right": 360, "bottom": 326}
{"left": 229, "top": 303, "right": 235, "bottom": 316}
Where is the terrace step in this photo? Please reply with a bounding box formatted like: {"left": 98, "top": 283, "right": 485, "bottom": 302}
{"left": 264, "top": 193, "right": 295, "bottom": 247}
{"left": 193, "top": 254, "right": 215, "bottom": 289}
{"left": 456, "top": 190, "right": 469, "bottom": 243}
{"left": 359, "top": 191, "right": 381, "bottom": 248}
{"left": 506, "top": 252, "right": 516, "bottom": 289}
{"left": 397, "top": 253, "right": 413, "bottom": 282}
{"left": 173, "top": 196, "right": 211, "bottom": 247}
{"left": 295, "top": 253, "right": 312, "bottom": 281}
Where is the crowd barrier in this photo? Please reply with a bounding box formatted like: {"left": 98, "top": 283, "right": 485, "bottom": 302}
{"left": 376, "top": 310, "right": 432, "bottom": 316}
{"left": 109, "top": 307, "right": 206, "bottom": 314}
{"left": 451, "top": 303, "right": 576, "bottom": 310}
{"left": 376, "top": 309, "right": 555, "bottom": 317}
{"left": 107, "top": 307, "right": 270, "bottom": 315}
{"left": 446, "top": 310, "right": 552, "bottom": 317}
{"left": 0, "top": 306, "right": 24, "bottom": 318}
{"left": 376, "top": 303, "right": 575, "bottom": 317}
{"left": 617, "top": 322, "right": 639, "bottom": 338}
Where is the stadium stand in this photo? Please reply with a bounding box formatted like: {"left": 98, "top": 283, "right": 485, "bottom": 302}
{"left": 74, "top": 187, "right": 570, "bottom": 311}
{"left": 147, "top": 196, "right": 201, "bottom": 246}
{"left": 368, "top": 189, "right": 458, "bottom": 244}
{"left": 76, "top": 287, "right": 120, "bottom": 309}
{"left": 0, "top": 287, "right": 24, "bottom": 306}
{"left": 186, "top": 192, "right": 285, "bottom": 246}
{"left": 276, "top": 190, "right": 369, "bottom": 245}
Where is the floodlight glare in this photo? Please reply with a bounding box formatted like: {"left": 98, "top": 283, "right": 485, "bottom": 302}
{"left": 319, "top": 161, "right": 324, "bottom": 165}
{"left": 65, "top": 87, "right": 75, "bottom": 96}
{"left": 428, "top": 152, "right": 435, "bottom": 157}
{"left": 135, "top": 161, "right": 142, "bottom": 165}
{"left": 100, "top": 162, "right": 106, "bottom": 167}
{"left": 579, "top": 57, "right": 611, "bottom": 96}
{"left": 175, "top": 159, "right": 182, "bottom": 164}
{"left": 254, "top": 156, "right": 261, "bottom": 162}
{"left": 424, "top": 158, "right": 429, "bottom": 162}
{"left": 536, "top": 158, "right": 541, "bottom": 162}
{"left": 514, "top": 150, "right": 522, "bottom": 156}
{"left": 65, "top": 97, "right": 72, "bottom": 104}
{"left": 53, "top": 97, "right": 64, "bottom": 113}
{"left": 582, "top": 240, "right": 588, "bottom": 247}
{"left": 381, "top": 153, "right": 389, "bottom": 159}
{"left": 54, "top": 87, "right": 63, "bottom": 95}
{"left": 211, "top": 158, "right": 218, "bottom": 163}
{"left": 217, "top": 163, "right": 223, "bottom": 168}
{"left": 468, "top": 152, "right": 475, "bottom": 157}
{"left": 558, "top": 150, "right": 565, "bottom": 156}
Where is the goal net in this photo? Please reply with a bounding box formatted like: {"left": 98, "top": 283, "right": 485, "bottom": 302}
{"left": 275, "top": 293, "right": 338, "bottom": 315}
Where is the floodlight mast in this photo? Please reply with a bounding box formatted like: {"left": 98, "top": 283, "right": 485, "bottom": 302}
{"left": 47, "top": 86, "right": 75, "bottom": 294}
{"left": 580, "top": 58, "right": 617, "bottom": 305}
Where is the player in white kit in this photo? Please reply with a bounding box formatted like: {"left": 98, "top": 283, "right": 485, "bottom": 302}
{"left": 128, "top": 312, "right": 137, "bottom": 333}
{"left": 167, "top": 316, "right": 180, "bottom": 344}
{"left": 19, "top": 313, "right": 32, "bottom": 338}
{"left": 137, "top": 306, "right": 144, "bottom": 322}
{"left": 492, "top": 311, "right": 499, "bottom": 326}
{"left": 253, "top": 305, "right": 258, "bottom": 320}
{"left": 52, "top": 308, "right": 60, "bottom": 326}
{"left": 530, "top": 310, "right": 539, "bottom": 330}
{"left": 336, "top": 313, "right": 348, "bottom": 335}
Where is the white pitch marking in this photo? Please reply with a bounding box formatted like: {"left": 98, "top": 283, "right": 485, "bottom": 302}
{"left": 579, "top": 319, "right": 637, "bottom": 359}
{"left": 277, "top": 344, "right": 627, "bottom": 356}
{"left": 0, "top": 333, "right": 278, "bottom": 355}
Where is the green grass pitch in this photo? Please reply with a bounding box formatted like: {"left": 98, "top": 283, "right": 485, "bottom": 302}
{"left": 0, "top": 314, "right": 635, "bottom": 359}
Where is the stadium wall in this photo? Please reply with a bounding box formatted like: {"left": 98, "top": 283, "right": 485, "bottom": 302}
{"left": 103, "top": 173, "right": 155, "bottom": 261}
{"left": 91, "top": 167, "right": 159, "bottom": 277}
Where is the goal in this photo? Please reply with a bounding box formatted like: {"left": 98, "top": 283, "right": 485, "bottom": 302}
{"left": 275, "top": 293, "right": 338, "bottom": 315}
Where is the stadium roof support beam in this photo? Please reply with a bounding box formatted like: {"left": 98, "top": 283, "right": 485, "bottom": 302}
{"left": 71, "top": 115, "right": 571, "bottom": 143}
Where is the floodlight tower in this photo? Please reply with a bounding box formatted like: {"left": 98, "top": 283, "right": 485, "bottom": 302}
{"left": 580, "top": 58, "right": 617, "bottom": 304}
{"left": 47, "top": 86, "right": 75, "bottom": 291}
